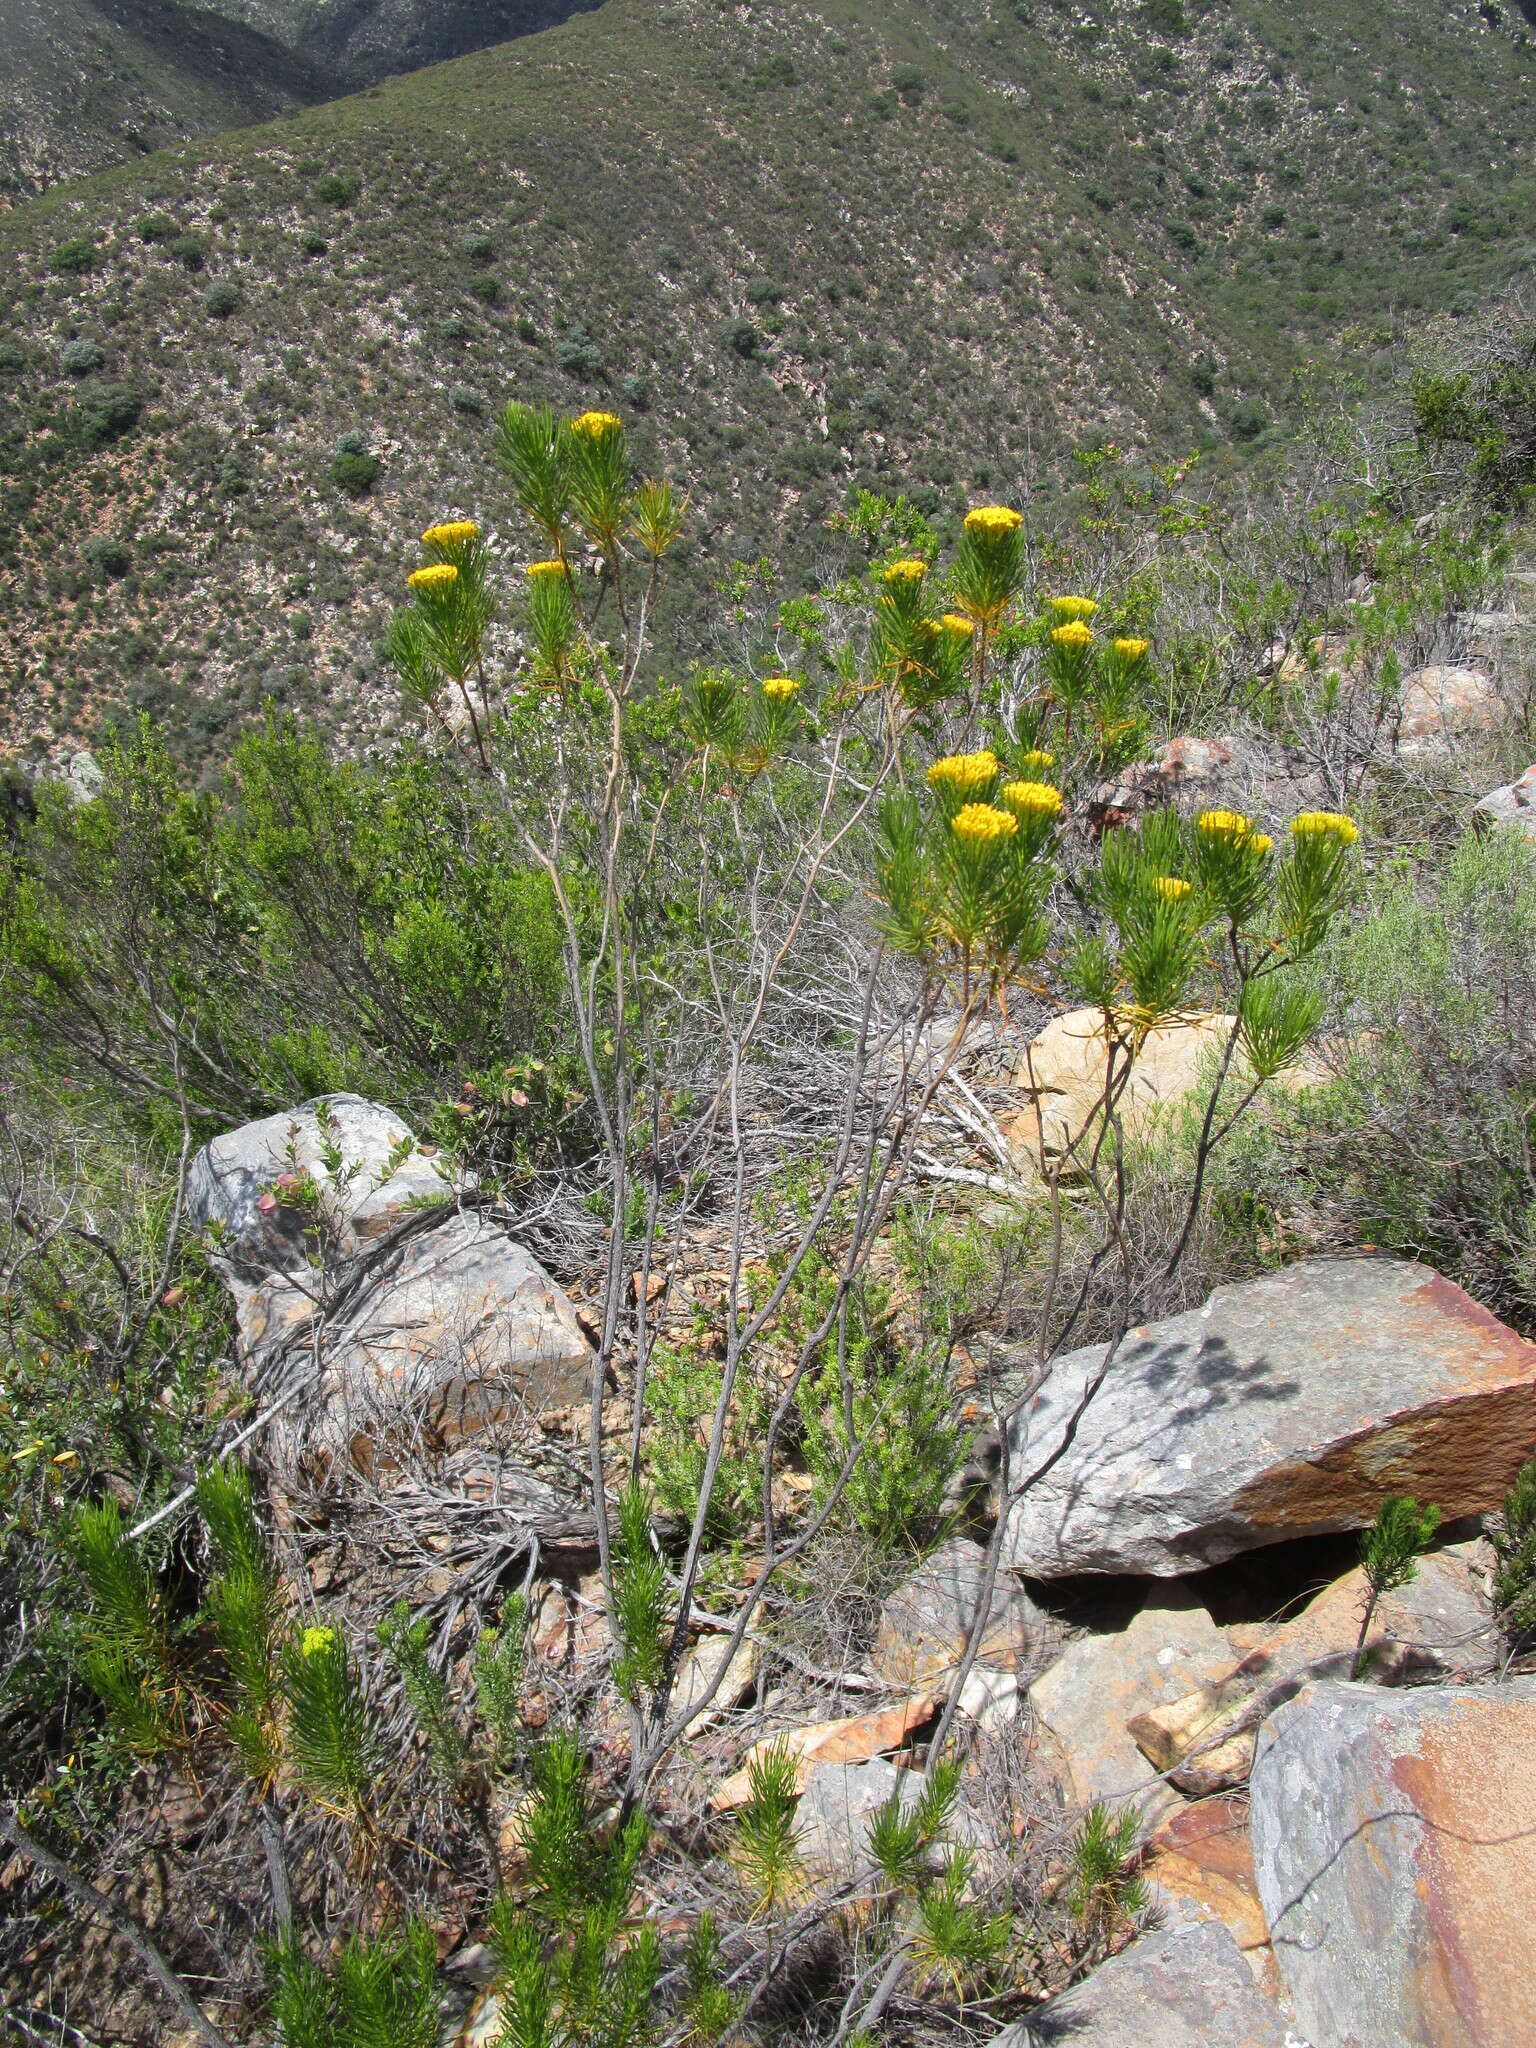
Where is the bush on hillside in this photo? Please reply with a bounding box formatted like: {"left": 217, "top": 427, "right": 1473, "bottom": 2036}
{"left": 71, "top": 380, "right": 142, "bottom": 448}
{"left": 202, "top": 281, "right": 240, "bottom": 318}
{"left": 313, "top": 170, "right": 359, "bottom": 207}
{"left": 169, "top": 236, "right": 205, "bottom": 272}
{"left": 51, "top": 237, "right": 96, "bottom": 276}
{"left": 57, "top": 337, "right": 105, "bottom": 376}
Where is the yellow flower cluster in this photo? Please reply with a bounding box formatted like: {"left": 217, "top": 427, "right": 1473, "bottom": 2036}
{"left": 939, "top": 613, "right": 975, "bottom": 637}
{"left": 1155, "top": 876, "right": 1193, "bottom": 901}
{"left": 1248, "top": 833, "right": 1275, "bottom": 855}
{"left": 571, "top": 409, "right": 623, "bottom": 438}
{"left": 421, "top": 520, "right": 480, "bottom": 547}
{"left": 952, "top": 802, "right": 1019, "bottom": 844}
{"left": 762, "top": 675, "right": 802, "bottom": 701}
{"left": 525, "top": 559, "right": 566, "bottom": 579}
{"left": 1048, "top": 595, "right": 1099, "bottom": 621}
{"left": 300, "top": 1625, "right": 335, "bottom": 1658}
{"left": 1019, "top": 748, "right": 1055, "bottom": 774}
{"left": 1114, "top": 637, "right": 1150, "bottom": 661}
{"left": 964, "top": 505, "right": 1023, "bottom": 536}
{"left": 408, "top": 563, "right": 459, "bottom": 591}
{"left": 1291, "top": 811, "right": 1359, "bottom": 846}
{"left": 1000, "top": 779, "right": 1063, "bottom": 817}
{"left": 1197, "top": 809, "right": 1252, "bottom": 839}
{"left": 1051, "top": 620, "right": 1094, "bottom": 650}
{"left": 927, "top": 750, "right": 999, "bottom": 794}
{"left": 883, "top": 557, "right": 928, "bottom": 582}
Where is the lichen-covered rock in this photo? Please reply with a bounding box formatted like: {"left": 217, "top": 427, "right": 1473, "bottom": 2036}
{"left": 992, "top": 1921, "right": 1299, "bottom": 2047}
{"left": 1251, "top": 1678, "right": 1536, "bottom": 2048}
{"left": 186, "top": 1093, "right": 453, "bottom": 1282}
{"left": 1475, "top": 764, "right": 1536, "bottom": 843}
{"left": 240, "top": 1209, "right": 592, "bottom": 1468}
{"left": 1397, "top": 664, "right": 1497, "bottom": 750}
{"left": 1000, "top": 1256, "right": 1536, "bottom": 1578}
{"left": 871, "top": 1537, "right": 1045, "bottom": 1687}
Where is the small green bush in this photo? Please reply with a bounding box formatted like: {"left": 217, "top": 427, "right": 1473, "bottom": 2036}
{"left": 448, "top": 384, "right": 484, "bottom": 415}
{"left": 0, "top": 338, "right": 26, "bottom": 375}
{"left": 331, "top": 444, "right": 381, "bottom": 495}
{"left": 439, "top": 315, "right": 472, "bottom": 342}
{"left": 84, "top": 537, "right": 132, "bottom": 580}
{"left": 52, "top": 238, "right": 97, "bottom": 276}
{"left": 170, "top": 236, "right": 205, "bottom": 272}
{"left": 467, "top": 273, "right": 500, "bottom": 304}
{"left": 1227, "top": 396, "right": 1271, "bottom": 441}
{"left": 136, "top": 212, "right": 176, "bottom": 243}
{"left": 314, "top": 170, "right": 359, "bottom": 207}
{"left": 73, "top": 380, "right": 142, "bottom": 449}
{"left": 202, "top": 282, "right": 240, "bottom": 318}
{"left": 298, "top": 229, "right": 328, "bottom": 256}
{"left": 459, "top": 230, "right": 494, "bottom": 261}
{"left": 58, "top": 337, "right": 105, "bottom": 376}
{"left": 721, "top": 316, "right": 760, "bottom": 358}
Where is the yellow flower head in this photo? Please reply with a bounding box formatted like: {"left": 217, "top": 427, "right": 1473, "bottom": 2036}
{"left": 1197, "top": 809, "right": 1253, "bottom": 840}
{"left": 1290, "top": 811, "right": 1359, "bottom": 846}
{"left": 525, "top": 559, "right": 566, "bottom": 579}
{"left": 952, "top": 802, "right": 1020, "bottom": 844}
{"left": 1050, "top": 620, "right": 1095, "bottom": 651}
{"left": 408, "top": 563, "right": 459, "bottom": 591}
{"left": 883, "top": 557, "right": 928, "bottom": 583}
{"left": 300, "top": 1625, "right": 335, "bottom": 1658}
{"left": 762, "top": 675, "right": 802, "bottom": 701}
{"left": 1247, "top": 833, "right": 1274, "bottom": 856}
{"left": 939, "top": 613, "right": 976, "bottom": 637}
{"left": 927, "top": 750, "right": 999, "bottom": 796}
{"left": 421, "top": 519, "right": 480, "bottom": 548}
{"left": 1019, "top": 748, "right": 1056, "bottom": 774}
{"left": 1154, "top": 876, "right": 1193, "bottom": 901}
{"left": 570, "top": 409, "right": 622, "bottom": 438}
{"left": 1000, "top": 779, "right": 1063, "bottom": 817}
{"left": 964, "top": 504, "right": 1024, "bottom": 537}
{"left": 1048, "top": 595, "right": 1100, "bottom": 622}
{"left": 1114, "top": 636, "right": 1150, "bottom": 661}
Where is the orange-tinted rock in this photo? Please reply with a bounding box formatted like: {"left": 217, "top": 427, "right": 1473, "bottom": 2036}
{"left": 871, "top": 1537, "right": 1042, "bottom": 1687}
{"left": 1252, "top": 1678, "right": 1536, "bottom": 2047}
{"left": 1143, "top": 1797, "right": 1278, "bottom": 1993}
{"left": 1002, "top": 1256, "right": 1536, "bottom": 1577}
{"left": 710, "top": 1692, "right": 939, "bottom": 1809}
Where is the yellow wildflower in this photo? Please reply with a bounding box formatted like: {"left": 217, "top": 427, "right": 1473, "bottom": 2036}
{"left": 1050, "top": 620, "right": 1094, "bottom": 651}
{"left": 762, "top": 675, "right": 802, "bottom": 701}
{"left": 1114, "top": 636, "right": 1150, "bottom": 660}
{"left": 927, "top": 750, "right": 999, "bottom": 795}
{"left": 1291, "top": 811, "right": 1359, "bottom": 846}
{"left": 1197, "top": 809, "right": 1253, "bottom": 839}
{"left": 964, "top": 505, "right": 1024, "bottom": 536}
{"left": 300, "top": 1625, "right": 335, "bottom": 1658}
{"left": 570, "top": 409, "right": 622, "bottom": 437}
{"left": 883, "top": 557, "right": 928, "bottom": 582}
{"left": 1154, "top": 876, "right": 1193, "bottom": 901}
{"left": 952, "top": 802, "right": 1019, "bottom": 844}
{"left": 408, "top": 563, "right": 459, "bottom": 591}
{"left": 421, "top": 519, "right": 480, "bottom": 547}
{"left": 1248, "top": 833, "right": 1274, "bottom": 856}
{"left": 1048, "top": 595, "right": 1100, "bottom": 621}
{"left": 1019, "top": 748, "right": 1055, "bottom": 774}
{"left": 939, "top": 613, "right": 976, "bottom": 636}
{"left": 525, "top": 559, "right": 567, "bottom": 578}
{"left": 1000, "top": 779, "right": 1063, "bottom": 817}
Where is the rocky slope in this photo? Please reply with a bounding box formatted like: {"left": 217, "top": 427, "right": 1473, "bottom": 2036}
{"left": 1, "top": 0, "right": 1533, "bottom": 767}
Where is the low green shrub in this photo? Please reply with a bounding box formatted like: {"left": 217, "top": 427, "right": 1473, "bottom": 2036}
{"left": 52, "top": 237, "right": 96, "bottom": 276}
{"left": 314, "top": 170, "right": 359, "bottom": 207}
{"left": 202, "top": 281, "right": 240, "bottom": 318}
{"left": 466, "top": 272, "right": 500, "bottom": 304}
{"left": 135, "top": 212, "right": 176, "bottom": 242}
{"left": 448, "top": 383, "right": 484, "bottom": 414}
{"left": 169, "top": 236, "right": 204, "bottom": 272}
{"left": 57, "top": 337, "right": 105, "bottom": 376}
{"left": 71, "top": 380, "right": 142, "bottom": 449}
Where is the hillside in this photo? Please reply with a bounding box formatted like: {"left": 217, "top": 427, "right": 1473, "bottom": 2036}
{"left": 0, "top": 0, "right": 332, "bottom": 195}
{"left": 2, "top": 0, "right": 1534, "bottom": 766}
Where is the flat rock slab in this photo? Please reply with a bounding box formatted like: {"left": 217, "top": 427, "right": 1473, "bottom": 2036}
{"left": 1251, "top": 1678, "right": 1536, "bottom": 2048}
{"left": 872, "top": 1536, "right": 1045, "bottom": 1687}
{"left": 1026, "top": 1584, "right": 1234, "bottom": 1818}
{"left": 993, "top": 1921, "right": 1300, "bottom": 2047}
{"left": 794, "top": 1756, "right": 984, "bottom": 1883}
{"left": 710, "top": 1693, "right": 939, "bottom": 1809}
{"left": 187, "top": 1093, "right": 452, "bottom": 1282}
{"left": 1143, "top": 1795, "right": 1277, "bottom": 1991}
{"left": 1001, "top": 1256, "right": 1536, "bottom": 1578}
{"left": 241, "top": 1209, "right": 592, "bottom": 1465}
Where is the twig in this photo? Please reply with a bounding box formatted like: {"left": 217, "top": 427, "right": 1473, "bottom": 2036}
{"left": 0, "top": 1812, "right": 233, "bottom": 2048}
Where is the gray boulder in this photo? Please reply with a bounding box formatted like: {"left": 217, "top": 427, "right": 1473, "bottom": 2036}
{"left": 186, "top": 1093, "right": 453, "bottom": 1282}
{"left": 1251, "top": 1678, "right": 1536, "bottom": 2048}
{"left": 1474, "top": 764, "right": 1536, "bottom": 844}
{"left": 993, "top": 1921, "right": 1299, "bottom": 2046}
{"left": 795, "top": 1757, "right": 985, "bottom": 1884}
{"left": 1000, "top": 1256, "right": 1536, "bottom": 1577}
{"left": 871, "top": 1537, "right": 1045, "bottom": 1688}
{"left": 238, "top": 1208, "right": 592, "bottom": 1469}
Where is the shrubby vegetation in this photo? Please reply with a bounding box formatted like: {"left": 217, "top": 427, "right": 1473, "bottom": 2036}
{"left": 2, "top": 160, "right": 1536, "bottom": 2036}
